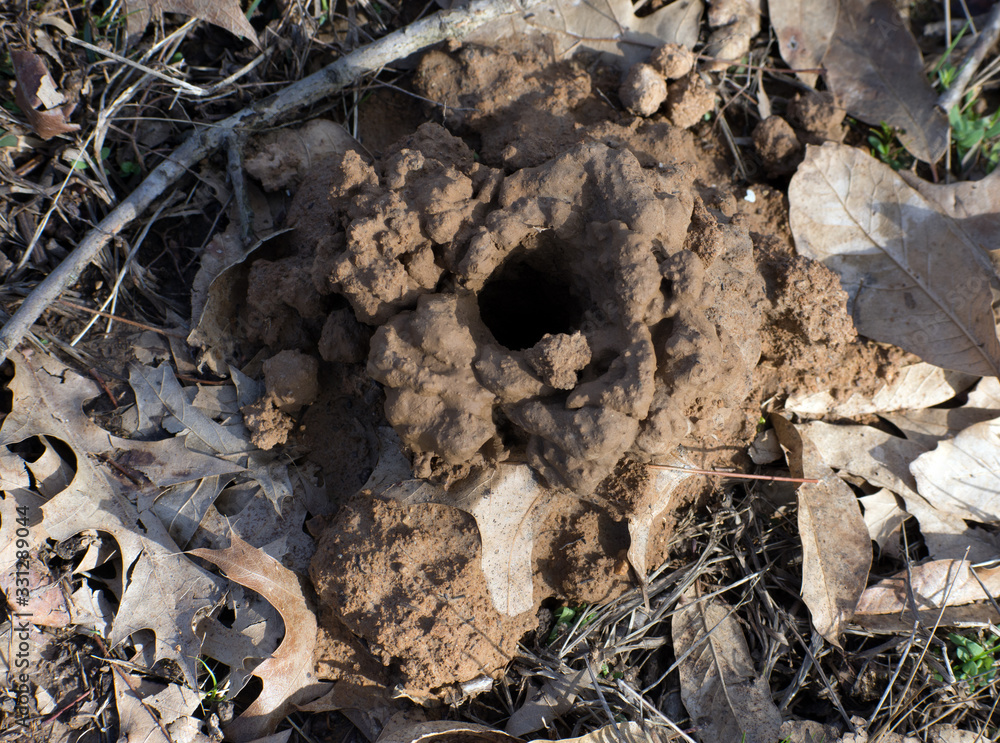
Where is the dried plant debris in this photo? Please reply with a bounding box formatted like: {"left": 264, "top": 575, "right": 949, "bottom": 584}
{"left": 10, "top": 50, "right": 80, "bottom": 140}
{"left": 121, "top": 0, "right": 257, "bottom": 45}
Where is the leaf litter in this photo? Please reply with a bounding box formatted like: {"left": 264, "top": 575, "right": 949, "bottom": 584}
{"left": 5, "top": 0, "right": 1000, "bottom": 740}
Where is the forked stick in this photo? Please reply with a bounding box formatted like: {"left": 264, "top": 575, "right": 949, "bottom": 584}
{"left": 0, "top": 0, "right": 540, "bottom": 363}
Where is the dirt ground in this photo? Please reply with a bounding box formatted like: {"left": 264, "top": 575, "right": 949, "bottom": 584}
{"left": 223, "top": 37, "right": 912, "bottom": 695}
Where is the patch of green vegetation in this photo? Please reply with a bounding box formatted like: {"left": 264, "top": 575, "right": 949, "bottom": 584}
{"left": 867, "top": 122, "right": 914, "bottom": 171}
{"left": 197, "top": 657, "right": 230, "bottom": 704}
{"left": 948, "top": 100, "right": 1000, "bottom": 172}
{"left": 931, "top": 21, "right": 1000, "bottom": 173}
{"left": 0, "top": 131, "right": 19, "bottom": 147}
{"left": 546, "top": 604, "right": 596, "bottom": 645}
{"left": 934, "top": 631, "right": 1000, "bottom": 691}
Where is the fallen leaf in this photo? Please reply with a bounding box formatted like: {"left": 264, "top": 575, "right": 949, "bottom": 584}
{"left": 113, "top": 668, "right": 210, "bottom": 743}
{"left": 898, "top": 161, "right": 1000, "bottom": 273}
{"left": 245, "top": 119, "right": 364, "bottom": 191}
{"left": 376, "top": 720, "right": 523, "bottom": 743}
{"left": 884, "top": 376, "right": 1000, "bottom": 448}
{"left": 385, "top": 465, "right": 554, "bottom": 616}
{"left": 785, "top": 363, "right": 977, "bottom": 418}
{"left": 770, "top": 413, "right": 834, "bottom": 480}
{"left": 796, "top": 421, "right": 925, "bottom": 494}
{"left": 626, "top": 459, "right": 699, "bottom": 581}
{"left": 856, "top": 559, "right": 1000, "bottom": 616}
{"left": 0, "top": 351, "right": 232, "bottom": 686}
{"left": 554, "top": 722, "right": 659, "bottom": 743}
{"left": 779, "top": 720, "right": 843, "bottom": 743}
{"left": 188, "top": 230, "right": 289, "bottom": 375}
{"left": 789, "top": 144, "right": 1000, "bottom": 376}
{"left": 798, "top": 475, "right": 871, "bottom": 646}
{"left": 505, "top": 669, "right": 586, "bottom": 737}
{"left": 10, "top": 50, "right": 80, "bottom": 140}
{"left": 299, "top": 682, "right": 404, "bottom": 742}
{"left": 465, "top": 0, "right": 704, "bottom": 67}
{"left": 793, "top": 419, "right": 999, "bottom": 562}
{"left": 928, "top": 724, "right": 994, "bottom": 743}
{"left": 190, "top": 534, "right": 329, "bottom": 740}
{"left": 0, "top": 453, "right": 69, "bottom": 626}
{"left": 766, "top": 0, "right": 830, "bottom": 86}
{"left": 770, "top": 0, "right": 947, "bottom": 162}
{"left": 673, "top": 585, "right": 782, "bottom": 743}
{"left": 859, "top": 490, "right": 907, "bottom": 551}
{"left": 129, "top": 363, "right": 292, "bottom": 511}
{"left": 748, "top": 428, "right": 783, "bottom": 464}
{"left": 910, "top": 415, "right": 1000, "bottom": 524}
{"left": 198, "top": 583, "right": 283, "bottom": 697}
{"left": 122, "top": 0, "right": 257, "bottom": 45}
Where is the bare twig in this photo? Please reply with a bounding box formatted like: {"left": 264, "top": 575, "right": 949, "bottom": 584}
{"left": 0, "top": 0, "right": 542, "bottom": 364}
{"left": 66, "top": 36, "right": 208, "bottom": 96}
{"left": 937, "top": 2, "right": 1000, "bottom": 112}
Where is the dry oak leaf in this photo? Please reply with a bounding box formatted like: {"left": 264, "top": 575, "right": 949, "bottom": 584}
{"left": 858, "top": 489, "right": 907, "bottom": 552}
{"left": 190, "top": 534, "right": 330, "bottom": 740}
{"left": 0, "top": 350, "right": 239, "bottom": 686}
{"left": 122, "top": 0, "right": 257, "bottom": 45}
{"left": 857, "top": 559, "right": 1000, "bottom": 613}
{"left": 793, "top": 420, "right": 1000, "bottom": 563}
{"left": 113, "top": 668, "right": 211, "bottom": 743}
{"left": 910, "top": 413, "right": 1000, "bottom": 524}
{"left": 505, "top": 669, "right": 586, "bottom": 737}
{"left": 769, "top": 0, "right": 947, "bottom": 162}
{"left": 673, "top": 585, "right": 782, "bottom": 743}
{"left": 0, "top": 452, "right": 70, "bottom": 627}
{"left": 11, "top": 50, "right": 80, "bottom": 140}
{"left": 785, "top": 362, "right": 977, "bottom": 419}
{"left": 626, "top": 456, "right": 699, "bottom": 582}
{"left": 884, "top": 376, "right": 1000, "bottom": 449}
{"left": 798, "top": 475, "right": 871, "bottom": 647}
{"left": 789, "top": 143, "right": 1000, "bottom": 377}
{"left": 128, "top": 362, "right": 292, "bottom": 513}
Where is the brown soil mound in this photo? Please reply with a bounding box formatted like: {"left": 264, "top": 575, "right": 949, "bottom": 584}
{"left": 232, "top": 39, "right": 905, "bottom": 696}
{"left": 284, "top": 122, "right": 763, "bottom": 493}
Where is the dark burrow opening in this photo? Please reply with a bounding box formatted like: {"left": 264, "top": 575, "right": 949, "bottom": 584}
{"left": 477, "top": 244, "right": 585, "bottom": 351}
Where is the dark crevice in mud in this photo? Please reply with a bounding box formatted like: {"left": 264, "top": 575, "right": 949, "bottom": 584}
{"left": 477, "top": 254, "right": 586, "bottom": 351}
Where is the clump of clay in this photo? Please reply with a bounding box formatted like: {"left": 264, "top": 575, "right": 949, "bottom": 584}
{"left": 245, "top": 119, "right": 363, "bottom": 191}
{"left": 243, "top": 349, "right": 319, "bottom": 449}
{"left": 788, "top": 91, "right": 846, "bottom": 145}
{"left": 268, "top": 46, "right": 762, "bottom": 495}
{"left": 753, "top": 116, "right": 803, "bottom": 176}
{"left": 525, "top": 332, "right": 590, "bottom": 390}
{"left": 309, "top": 496, "right": 535, "bottom": 692}
{"left": 666, "top": 74, "right": 716, "bottom": 129}
{"left": 412, "top": 39, "right": 612, "bottom": 169}
{"left": 649, "top": 43, "right": 695, "bottom": 80}
{"left": 264, "top": 349, "right": 319, "bottom": 412}
{"left": 244, "top": 397, "right": 293, "bottom": 450}
{"left": 341, "top": 131, "right": 763, "bottom": 493}
{"left": 619, "top": 63, "right": 668, "bottom": 117}
{"left": 290, "top": 125, "right": 503, "bottom": 325}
